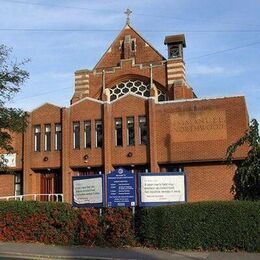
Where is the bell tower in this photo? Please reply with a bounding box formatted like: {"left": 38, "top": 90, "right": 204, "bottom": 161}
{"left": 164, "top": 34, "right": 193, "bottom": 100}
{"left": 164, "top": 34, "right": 186, "bottom": 59}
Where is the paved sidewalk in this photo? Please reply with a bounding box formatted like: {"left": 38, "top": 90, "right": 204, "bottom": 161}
{"left": 0, "top": 242, "right": 259, "bottom": 259}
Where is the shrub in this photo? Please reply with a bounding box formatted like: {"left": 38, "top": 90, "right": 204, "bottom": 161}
{"left": 0, "top": 201, "right": 78, "bottom": 245}
{"left": 76, "top": 208, "right": 102, "bottom": 246}
{"left": 102, "top": 208, "right": 135, "bottom": 247}
{"left": 137, "top": 201, "right": 260, "bottom": 252}
{"left": 0, "top": 201, "right": 259, "bottom": 251}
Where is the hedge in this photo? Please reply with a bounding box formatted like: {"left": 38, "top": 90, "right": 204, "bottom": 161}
{"left": 0, "top": 201, "right": 259, "bottom": 251}
{"left": 0, "top": 201, "right": 134, "bottom": 247}
{"left": 0, "top": 201, "right": 78, "bottom": 244}
{"left": 137, "top": 201, "right": 260, "bottom": 252}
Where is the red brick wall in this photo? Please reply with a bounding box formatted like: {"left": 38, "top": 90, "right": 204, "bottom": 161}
{"left": 185, "top": 164, "right": 235, "bottom": 201}
{"left": 28, "top": 103, "right": 62, "bottom": 169}
{"left": 68, "top": 99, "right": 103, "bottom": 168}
{"left": 0, "top": 174, "right": 14, "bottom": 197}
{"left": 155, "top": 96, "right": 248, "bottom": 163}
{"left": 111, "top": 95, "right": 148, "bottom": 166}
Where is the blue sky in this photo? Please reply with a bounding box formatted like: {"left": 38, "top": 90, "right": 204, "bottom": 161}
{"left": 1, "top": 0, "right": 259, "bottom": 122}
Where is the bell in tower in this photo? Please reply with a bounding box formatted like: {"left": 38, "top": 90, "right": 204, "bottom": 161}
{"left": 164, "top": 34, "right": 186, "bottom": 59}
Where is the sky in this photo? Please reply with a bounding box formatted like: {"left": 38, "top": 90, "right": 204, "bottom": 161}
{"left": 1, "top": 0, "right": 259, "bottom": 122}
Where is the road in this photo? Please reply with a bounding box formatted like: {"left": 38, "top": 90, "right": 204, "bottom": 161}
{"left": 0, "top": 242, "right": 259, "bottom": 259}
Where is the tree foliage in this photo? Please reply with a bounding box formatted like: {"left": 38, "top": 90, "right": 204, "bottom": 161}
{"left": 0, "top": 44, "right": 29, "bottom": 167}
{"left": 226, "top": 119, "right": 260, "bottom": 201}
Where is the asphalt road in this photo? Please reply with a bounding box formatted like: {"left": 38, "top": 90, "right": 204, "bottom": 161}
{"left": 0, "top": 242, "right": 259, "bottom": 260}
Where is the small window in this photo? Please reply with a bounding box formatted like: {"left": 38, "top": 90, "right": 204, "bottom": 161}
{"left": 139, "top": 116, "right": 148, "bottom": 145}
{"left": 84, "top": 120, "right": 91, "bottom": 148}
{"left": 55, "top": 124, "right": 62, "bottom": 151}
{"left": 73, "top": 122, "right": 80, "bottom": 149}
{"left": 44, "top": 124, "right": 51, "bottom": 151}
{"left": 34, "top": 125, "right": 41, "bottom": 152}
{"left": 115, "top": 118, "right": 123, "bottom": 146}
{"left": 131, "top": 39, "right": 136, "bottom": 51}
{"left": 15, "top": 173, "right": 22, "bottom": 196}
{"left": 95, "top": 120, "right": 103, "bottom": 148}
{"left": 127, "top": 117, "right": 135, "bottom": 146}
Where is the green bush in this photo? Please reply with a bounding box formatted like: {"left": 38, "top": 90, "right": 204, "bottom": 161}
{"left": 137, "top": 201, "right": 260, "bottom": 252}
{"left": 0, "top": 201, "right": 259, "bottom": 251}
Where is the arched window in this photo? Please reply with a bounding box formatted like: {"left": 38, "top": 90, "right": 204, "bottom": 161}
{"left": 109, "top": 80, "right": 167, "bottom": 102}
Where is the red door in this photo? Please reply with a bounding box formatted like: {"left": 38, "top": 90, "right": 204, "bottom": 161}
{"left": 41, "top": 173, "right": 55, "bottom": 201}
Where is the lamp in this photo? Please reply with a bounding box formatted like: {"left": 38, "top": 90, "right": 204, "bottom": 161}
{"left": 83, "top": 154, "right": 89, "bottom": 163}
{"left": 127, "top": 152, "right": 133, "bottom": 157}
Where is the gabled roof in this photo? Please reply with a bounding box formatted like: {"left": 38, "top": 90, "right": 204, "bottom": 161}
{"left": 30, "top": 102, "right": 61, "bottom": 113}
{"left": 94, "top": 23, "right": 165, "bottom": 69}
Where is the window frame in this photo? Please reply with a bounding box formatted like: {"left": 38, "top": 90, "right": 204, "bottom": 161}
{"left": 95, "top": 120, "right": 103, "bottom": 148}
{"left": 127, "top": 116, "right": 135, "bottom": 146}
{"left": 73, "top": 122, "right": 80, "bottom": 149}
{"left": 34, "top": 125, "right": 41, "bottom": 152}
{"left": 55, "top": 123, "right": 62, "bottom": 151}
{"left": 139, "top": 116, "right": 148, "bottom": 145}
{"left": 44, "top": 124, "right": 51, "bottom": 151}
{"left": 14, "top": 173, "right": 22, "bottom": 196}
{"left": 84, "top": 120, "right": 91, "bottom": 149}
{"left": 131, "top": 38, "right": 136, "bottom": 52}
{"left": 115, "top": 118, "right": 123, "bottom": 147}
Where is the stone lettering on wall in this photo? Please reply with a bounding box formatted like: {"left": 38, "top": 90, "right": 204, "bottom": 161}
{"left": 171, "top": 110, "right": 227, "bottom": 142}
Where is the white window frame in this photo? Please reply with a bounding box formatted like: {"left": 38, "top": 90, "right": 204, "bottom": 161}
{"left": 95, "top": 120, "right": 102, "bottom": 148}
{"left": 139, "top": 116, "right": 147, "bottom": 145}
{"left": 55, "top": 123, "right": 61, "bottom": 150}
{"left": 44, "top": 124, "right": 51, "bottom": 151}
{"left": 34, "top": 125, "right": 41, "bottom": 152}
{"left": 127, "top": 117, "right": 135, "bottom": 146}
{"left": 73, "top": 122, "right": 80, "bottom": 149}
{"left": 84, "top": 120, "right": 91, "bottom": 148}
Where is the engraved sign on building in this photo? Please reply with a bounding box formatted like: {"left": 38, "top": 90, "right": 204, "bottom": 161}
{"left": 171, "top": 110, "right": 227, "bottom": 142}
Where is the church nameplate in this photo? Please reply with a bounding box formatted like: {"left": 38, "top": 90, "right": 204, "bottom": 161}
{"left": 171, "top": 110, "right": 227, "bottom": 142}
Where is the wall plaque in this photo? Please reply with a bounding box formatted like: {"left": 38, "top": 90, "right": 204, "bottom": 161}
{"left": 171, "top": 110, "right": 227, "bottom": 142}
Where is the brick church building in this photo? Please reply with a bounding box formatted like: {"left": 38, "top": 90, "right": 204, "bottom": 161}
{"left": 0, "top": 15, "right": 249, "bottom": 203}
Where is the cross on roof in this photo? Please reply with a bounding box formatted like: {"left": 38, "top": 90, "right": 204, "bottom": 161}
{"left": 124, "top": 8, "right": 132, "bottom": 25}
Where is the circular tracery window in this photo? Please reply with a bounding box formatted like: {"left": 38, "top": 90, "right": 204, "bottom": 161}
{"left": 109, "top": 80, "right": 167, "bottom": 102}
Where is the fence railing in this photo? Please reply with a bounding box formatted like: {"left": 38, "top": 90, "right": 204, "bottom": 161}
{"left": 0, "top": 193, "right": 64, "bottom": 202}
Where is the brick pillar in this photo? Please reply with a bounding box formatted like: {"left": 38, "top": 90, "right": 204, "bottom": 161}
{"left": 167, "top": 59, "right": 194, "bottom": 100}
{"left": 103, "top": 103, "right": 113, "bottom": 173}
{"left": 167, "top": 58, "right": 186, "bottom": 85}
{"left": 23, "top": 115, "right": 35, "bottom": 196}
{"left": 71, "top": 70, "right": 90, "bottom": 104}
{"left": 61, "top": 107, "right": 72, "bottom": 203}
{"left": 148, "top": 99, "right": 159, "bottom": 172}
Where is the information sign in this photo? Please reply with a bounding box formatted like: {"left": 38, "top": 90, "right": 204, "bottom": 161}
{"left": 72, "top": 175, "right": 104, "bottom": 208}
{"left": 139, "top": 172, "right": 186, "bottom": 207}
{"left": 107, "top": 168, "right": 136, "bottom": 207}
{"left": 0, "top": 153, "right": 16, "bottom": 167}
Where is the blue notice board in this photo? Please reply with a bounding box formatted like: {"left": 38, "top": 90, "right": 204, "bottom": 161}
{"left": 107, "top": 168, "right": 136, "bottom": 207}
{"left": 72, "top": 175, "right": 105, "bottom": 208}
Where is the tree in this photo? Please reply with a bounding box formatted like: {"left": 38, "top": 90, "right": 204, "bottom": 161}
{"left": 0, "top": 44, "right": 29, "bottom": 168}
{"left": 226, "top": 119, "right": 260, "bottom": 201}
